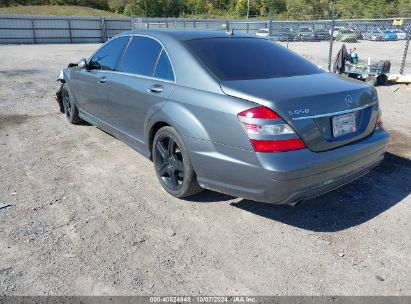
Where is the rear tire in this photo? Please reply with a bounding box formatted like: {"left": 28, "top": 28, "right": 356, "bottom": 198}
{"left": 153, "top": 126, "right": 202, "bottom": 198}
{"left": 61, "top": 84, "right": 82, "bottom": 124}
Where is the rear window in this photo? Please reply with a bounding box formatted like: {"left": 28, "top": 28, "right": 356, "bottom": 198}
{"left": 185, "top": 37, "right": 324, "bottom": 81}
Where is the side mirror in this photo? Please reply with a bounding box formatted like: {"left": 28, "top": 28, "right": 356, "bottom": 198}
{"left": 78, "top": 58, "right": 88, "bottom": 69}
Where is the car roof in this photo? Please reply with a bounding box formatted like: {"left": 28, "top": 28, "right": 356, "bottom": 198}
{"left": 115, "top": 29, "right": 251, "bottom": 41}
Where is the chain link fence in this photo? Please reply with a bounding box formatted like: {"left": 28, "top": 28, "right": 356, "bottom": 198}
{"left": 133, "top": 17, "right": 411, "bottom": 75}
{"left": 0, "top": 14, "right": 409, "bottom": 75}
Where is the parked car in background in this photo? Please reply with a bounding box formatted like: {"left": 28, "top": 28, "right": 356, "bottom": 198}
{"left": 297, "top": 26, "right": 315, "bottom": 41}
{"left": 335, "top": 28, "right": 357, "bottom": 42}
{"left": 256, "top": 28, "right": 270, "bottom": 38}
{"left": 313, "top": 28, "right": 330, "bottom": 40}
{"left": 271, "top": 28, "right": 295, "bottom": 42}
{"left": 363, "top": 30, "right": 384, "bottom": 41}
{"left": 56, "top": 30, "right": 389, "bottom": 204}
{"left": 349, "top": 27, "right": 363, "bottom": 39}
{"left": 391, "top": 29, "right": 406, "bottom": 40}
{"left": 363, "top": 29, "right": 397, "bottom": 41}
{"left": 330, "top": 26, "right": 345, "bottom": 38}
{"left": 381, "top": 30, "right": 398, "bottom": 41}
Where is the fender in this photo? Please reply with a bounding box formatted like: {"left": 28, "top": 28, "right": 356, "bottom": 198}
{"left": 56, "top": 70, "right": 65, "bottom": 83}
{"left": 57, "top": 67, "right": 73, "bottom": 83}
{"left": 146, "top": 101, "right": 211, "bottom": 147}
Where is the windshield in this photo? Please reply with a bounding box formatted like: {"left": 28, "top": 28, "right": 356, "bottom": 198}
{"left": 185, "top": 37, "right": 324, "bottom": 81}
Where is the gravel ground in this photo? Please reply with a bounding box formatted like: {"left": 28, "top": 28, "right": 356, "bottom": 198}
{"left": 0, "top": 43, "right": 410, "bottom": 296}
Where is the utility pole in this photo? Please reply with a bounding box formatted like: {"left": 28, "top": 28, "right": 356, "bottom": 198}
{"left": 328, "top": 1, "right": 336, "bottom": 72}
{"left": 246, "top": 0, "right": 250, "bottom": 20}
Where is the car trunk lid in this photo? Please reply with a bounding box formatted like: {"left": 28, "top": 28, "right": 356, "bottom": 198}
{"left": 220, "top": 73, "right": 379, "bottom": 152}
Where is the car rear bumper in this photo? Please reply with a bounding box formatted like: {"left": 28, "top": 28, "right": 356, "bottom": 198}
{"left": 186, "top": 128, "right": 389, "bottom": 204}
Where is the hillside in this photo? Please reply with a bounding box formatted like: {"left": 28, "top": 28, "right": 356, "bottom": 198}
{"left": 0, "top": 5, "right": 122, "bottom": 17}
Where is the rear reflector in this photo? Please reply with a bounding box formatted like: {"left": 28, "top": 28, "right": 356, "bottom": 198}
{"left": 376, "top": 112, "right": 383, "bottom": 127}
{"left": 238, "top": 106, "right": 280, "bottom": 120}
{"left": 250, "top": 139, "right": 306, "bottom": 153}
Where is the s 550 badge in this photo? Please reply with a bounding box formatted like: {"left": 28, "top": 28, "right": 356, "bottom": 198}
{"left": 288, "top": 109, "right": 310, "bottom": 116}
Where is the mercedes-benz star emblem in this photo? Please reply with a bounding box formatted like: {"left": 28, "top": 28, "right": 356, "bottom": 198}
{"left": 345, "top": 95, "right": 354, "bottom": 108}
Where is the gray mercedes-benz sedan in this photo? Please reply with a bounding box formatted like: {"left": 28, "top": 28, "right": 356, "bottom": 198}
{"left": 56, "top": 29, "right": 389, "bottom": 205}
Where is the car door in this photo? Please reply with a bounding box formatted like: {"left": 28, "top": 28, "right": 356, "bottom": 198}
{"left": 70, "top": 36, "right": 130, "bottom": 123}
{"left": 105, "top": 36, "right": 175, "bottom": 152}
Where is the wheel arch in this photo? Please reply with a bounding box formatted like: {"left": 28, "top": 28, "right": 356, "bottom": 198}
{"left": 148, "top": 121, "right": 171, "bottom": 160}
{"left": 146, "top": 101, "right": 211, "bottom": 159}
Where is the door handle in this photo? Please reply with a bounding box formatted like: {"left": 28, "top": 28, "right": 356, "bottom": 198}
{"left": 148, "top": 84, "right": 163, "bottom": 93}
{"left": 98, "top": 76, "right": 107, "bottom": 84}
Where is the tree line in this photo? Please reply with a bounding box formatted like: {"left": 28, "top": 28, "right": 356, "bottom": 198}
{"left": 1, "top": 0, "right": 410, "bottom": 19}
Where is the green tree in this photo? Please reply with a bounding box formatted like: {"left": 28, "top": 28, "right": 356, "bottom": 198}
{"left": 108, "top": 0, "right": 127, "bottom": 13}
{"left": 124, "top": 0, "right": 145, "bottom": 16}
{"left": 235, "top": 0, "right": 248, "bottom": 16}
{"left": 398, "top": 0, "right": 411, "bottom": 16}
{"left": 185, "top": 0, "right": 207, "bottom": 15}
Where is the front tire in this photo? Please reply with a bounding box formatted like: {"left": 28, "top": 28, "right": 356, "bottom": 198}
{"left": 61, "top": 84, "right": 82, "bottom": 124}
{"left": 153, "top": 126, "right": 202, "bottom": 198}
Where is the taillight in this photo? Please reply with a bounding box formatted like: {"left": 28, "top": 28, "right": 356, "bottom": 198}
{"left": 238, "top": 106, "right": 280, "bottom": 119}
{"left": 376, "top": 111, "right": 383, "bottom": 127}
{"left": 237, "top": 106, "right": 306, "bottom": 153}
{"left": 250, "top": 139, "right": 306, "bottom": 152}
{"left": 241, "top": 122, "right": 295, "bottom": 135}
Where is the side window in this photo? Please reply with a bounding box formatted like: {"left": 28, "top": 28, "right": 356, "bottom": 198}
{"left": 154, "top": 50, "right": 175, "bottom": 81}
{"left": 118, "top": 36, "right": 162, "bottom": 76}
{"left": 89, "top": 36, "right": 129, "bottom": 71}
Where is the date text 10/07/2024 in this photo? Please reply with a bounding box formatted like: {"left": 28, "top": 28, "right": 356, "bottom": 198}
{"left": 149, "top": 296, "right": 257, "bottom": 303}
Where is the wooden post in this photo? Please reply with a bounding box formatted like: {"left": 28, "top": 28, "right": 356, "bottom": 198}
{"left": 31, "top": 19, "right": 36, "bottom": 44}
{"left": 101, "top": 17, "right": 106, "bottom": 42}
{"left": 68, "top": 18, "right": 72, "bottom": 43}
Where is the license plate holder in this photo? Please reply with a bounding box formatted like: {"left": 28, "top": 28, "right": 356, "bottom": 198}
{"left": 332, "top": 112, "right": 357, "bottom": 137}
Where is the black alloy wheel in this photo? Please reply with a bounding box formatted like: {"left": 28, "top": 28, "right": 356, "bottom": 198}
{"left": 152, "top": 126, "right": 202, "bottom": 198}
{"left": 154, "top": 135, "right": 185, "bottom": 191}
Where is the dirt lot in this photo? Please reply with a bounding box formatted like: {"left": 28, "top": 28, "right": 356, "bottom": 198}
{"left": 0, "top": 43, "right": 410, "bottom": 296}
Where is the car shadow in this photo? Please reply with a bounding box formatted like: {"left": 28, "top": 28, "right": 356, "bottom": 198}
{"left": 185, "top": 190, "right": 235, "bottom": 203}
{"left": 230, "top": 152, "right": 410, "bottom": 232}
{"left": 78, "top": 120, "right": 92, "bottom": 126}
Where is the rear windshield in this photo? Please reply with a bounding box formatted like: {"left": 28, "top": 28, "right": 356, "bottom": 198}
{"left": 185, "top": 37, "right": 324, "bottom": 81}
